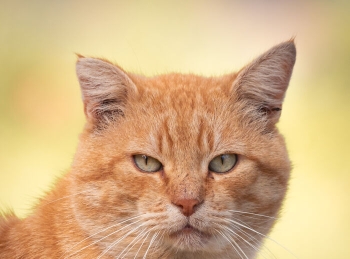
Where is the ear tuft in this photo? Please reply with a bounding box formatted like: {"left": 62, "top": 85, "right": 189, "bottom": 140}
{"left": 233, "top": 40, "right": 296, "bottom": 130}
{"left": 75, "top": 53, "right": 85, "bottom": 59}
{"left": 76, "top": 57, "right": 137, "bottom": 128}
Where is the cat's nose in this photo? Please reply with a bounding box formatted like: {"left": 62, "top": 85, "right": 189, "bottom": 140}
{"left": 173, "top": 198, "right": 200, "bottom": 217}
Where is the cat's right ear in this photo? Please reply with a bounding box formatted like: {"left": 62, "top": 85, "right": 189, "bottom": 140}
{"left": 76, "top": 56, "right": 137, "bottom": 126}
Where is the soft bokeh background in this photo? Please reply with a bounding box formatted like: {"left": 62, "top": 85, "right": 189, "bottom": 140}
{"left": 1, "top": 1, "right": 349, "bottom": 258}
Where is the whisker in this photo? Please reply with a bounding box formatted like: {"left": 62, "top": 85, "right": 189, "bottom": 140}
{"left": 228, "top": 210, "right": 277, "bottom": 219}
{"left": 232, "top": 216, "right": 272, "bottom": 234}
{"left": 64, "top": 217, "right": 143, "bottom": 259}
{"left": 97, "top": 222, "right": 147, "bottom": 259}
{"left": 134, "top": 230, "right": 151, "bottom": 259}
{"left": 225, "top": 218, "right": 299, "bottom": 259}
{"left": 211, "top": 210, "right": 274, "bottom": 233}
{"left": 61, "top": 215, "right": 143, "bottom": 258}
{"left": 213, "top": 230, "right": 230, "bottom": 257}
{"left": 151, "top": 229, "right": 165, "bottom": 254}
{"left": 215, "top": 229, "right": 245, "bottom": 259}
{"left": 116, "top": 228, "right": 148, "bottom": 259}
{"left": 222, "top": 225, "right": 268, "bottom": 259}
{"left": 142, "top": 231, "right": 159, "bottom": 259}
{"left": 43, "top": 190, "right": 90, "bottom": 207}
{"left": 235, "top": 226, "right": 277, "bottom": 259}
{"left": 216, "top": 224, "right": 249, "bottom": 259}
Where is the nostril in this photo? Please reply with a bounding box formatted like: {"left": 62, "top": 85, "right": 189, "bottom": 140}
{"left": 172, "top": 198, "right": 200, "bottom": 217}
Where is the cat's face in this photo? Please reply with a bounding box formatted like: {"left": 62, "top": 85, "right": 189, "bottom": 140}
{"left": 70, "top": 41, "right": 295, "bottom": 258}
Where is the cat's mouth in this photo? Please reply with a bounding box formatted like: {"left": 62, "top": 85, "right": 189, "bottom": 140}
{"left": 167, "top": 223, "right": 211, "bottom": 251}
{"left": 170, "top": 223, "right": 209, "bottom": 238}
{"left": 181, "top": 224, "right": 196, "bottom": 233}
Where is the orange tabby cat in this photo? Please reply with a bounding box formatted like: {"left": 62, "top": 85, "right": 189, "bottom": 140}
{"left": 0, "top": 40, "right": 296, "bottom": 259}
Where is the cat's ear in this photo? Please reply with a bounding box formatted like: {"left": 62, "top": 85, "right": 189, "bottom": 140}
{"left": 232, "top": 40, "right": 296, "bottom": 130}
{"left": 76, "top": 56, "right": 137, "bottom": 126}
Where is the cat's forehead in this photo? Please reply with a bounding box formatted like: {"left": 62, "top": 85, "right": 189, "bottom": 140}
{"left": 133, "top": 73, "right": 235, "bottom": 97}
{"left": 128, "top": 73, "right": 237, "bottom": 115}
{"left": 122, "top": 73, "right": 246, "bottom": 159}
{"left": 127, "top": 73, "right": 238, "bottom": 128}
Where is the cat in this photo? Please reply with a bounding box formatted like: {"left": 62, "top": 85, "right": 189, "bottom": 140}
{"left": 0, "top": 40, "right": 296, "bottom": 259}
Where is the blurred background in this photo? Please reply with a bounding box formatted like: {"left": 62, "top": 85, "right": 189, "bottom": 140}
{"left": 1, "top": 1, "right": 349, "bottom": 258}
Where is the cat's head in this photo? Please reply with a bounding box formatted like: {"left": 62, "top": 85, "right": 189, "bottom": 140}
{"left": 71, "top": 40, "right": 296, "bottom": 257}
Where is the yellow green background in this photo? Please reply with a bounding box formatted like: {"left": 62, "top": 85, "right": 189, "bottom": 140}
{"left": 1, "top": 1, "right": 349, "bottom": 258}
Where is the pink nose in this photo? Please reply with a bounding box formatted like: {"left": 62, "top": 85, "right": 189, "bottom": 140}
{"left": 172, "top": 198, "right": 200, "bottom": 216}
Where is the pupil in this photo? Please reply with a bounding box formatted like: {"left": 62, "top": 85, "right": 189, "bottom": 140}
{"left": 221, "top": 155, "right": 225, "bottom": 165}
{"left": 142, "top": 155, "right": 148, "bottom": 165}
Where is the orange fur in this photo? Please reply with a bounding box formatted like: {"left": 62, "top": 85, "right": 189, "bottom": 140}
{"left": 0, "top": 40, "right": 296, "bottom": 258}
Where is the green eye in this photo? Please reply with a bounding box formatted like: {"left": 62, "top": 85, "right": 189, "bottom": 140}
{"left": 133, "top": 155, "right": 162, "bottom": 172}
{"left": 209, "top": 154, "right": 237, "bottom": 173}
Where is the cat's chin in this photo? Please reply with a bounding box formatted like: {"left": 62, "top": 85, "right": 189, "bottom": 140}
{"left": 167, "top": 224, "right": 212, "bottom": 252}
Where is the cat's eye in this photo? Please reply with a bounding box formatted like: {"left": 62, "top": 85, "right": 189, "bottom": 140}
{"left": 133, "top": 155, "right": 162, "bottom": 173}
{"left": 209, "top": 154, "right": 237, "bottom": 173}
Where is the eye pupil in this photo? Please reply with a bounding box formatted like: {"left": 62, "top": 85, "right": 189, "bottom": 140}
{"left": 142, "top": 155, "right": 148, "bottom": 165}
{"left": 221, "top": 155, "right": 224, "bottom": 165}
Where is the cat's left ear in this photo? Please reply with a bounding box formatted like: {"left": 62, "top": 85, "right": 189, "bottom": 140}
{"left": 232, "top": 40, "right": 296, "bottom": 129}
{"left": 76, "top": 56, "right": 137, "bottom": 126}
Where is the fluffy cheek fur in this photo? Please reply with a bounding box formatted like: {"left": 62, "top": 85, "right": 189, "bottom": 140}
{"left": 71, "top": 154, "right": 152, "bottom": 232}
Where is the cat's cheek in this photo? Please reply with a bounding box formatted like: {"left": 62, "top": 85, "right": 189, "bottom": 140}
{"left": 209, "top": 157, "right": 258, "bottom": 196}
{"left": 221, "top": 167, "right": 288, "bottom": 218}
{"left": 71, "top": 182, "right": 130, "bottom": 218}
{"left": 71, "top": 165, "right": 156, "bottom": 217}
{"left": 206, "top": 159, "right": 279, "bottom": 216}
